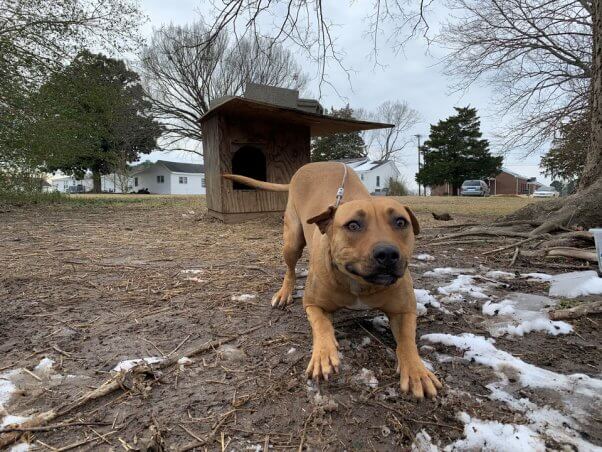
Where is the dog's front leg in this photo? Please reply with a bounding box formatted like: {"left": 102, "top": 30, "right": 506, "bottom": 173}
{"left": 387, "top": 312, "right": 442, "bottom": 399}
{"left": 305, "top": 305, "right": 340, "bottom": 381}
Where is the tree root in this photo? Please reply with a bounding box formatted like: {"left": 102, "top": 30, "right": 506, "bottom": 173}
{"left": 434, "top": 219, "right": 596, "bottom": 266}
{"left": 545, "top": 247, "right": 598, "bottom": 262}
{"left": 550, "top": 301, "right": 602, "bottom": 320}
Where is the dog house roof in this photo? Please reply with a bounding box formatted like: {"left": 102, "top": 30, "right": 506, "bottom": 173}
{"left": 200, "top": 96, "right": 393, "bottom": 137}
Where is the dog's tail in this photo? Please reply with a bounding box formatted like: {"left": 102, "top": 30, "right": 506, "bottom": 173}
{"left": 222, "top": 174, "right": 289, "bottom": 192}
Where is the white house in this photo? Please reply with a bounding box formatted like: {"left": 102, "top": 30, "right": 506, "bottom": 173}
{"left": 337, "top": 158, "right": 401, "bottom": 194}
{"left": 50, "top": 173, "right": 127, "bottom": 193}
{"left": 132, "top": 160, "right": 205, "bottom": 195}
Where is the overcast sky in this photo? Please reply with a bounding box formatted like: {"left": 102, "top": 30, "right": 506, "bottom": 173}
{"left": 139, "top": 0, "right": 550, "bottom": 189}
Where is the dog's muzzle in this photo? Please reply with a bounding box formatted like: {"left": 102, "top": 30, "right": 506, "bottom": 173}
{"left": 345, "top": 257, "right": 407, "bottom": 287}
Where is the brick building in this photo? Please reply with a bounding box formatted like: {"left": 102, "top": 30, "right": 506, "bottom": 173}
{"left": 430, "top": 168, "right": 542, "bottom": 196}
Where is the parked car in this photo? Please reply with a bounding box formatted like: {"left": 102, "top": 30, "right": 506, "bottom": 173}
{"left": 532, "top": 187, "right": 560, "bottom": 198}
{"left": 460, "top": 180, "right": 490, "bottom": 196}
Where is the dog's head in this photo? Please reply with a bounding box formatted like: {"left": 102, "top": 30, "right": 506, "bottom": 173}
{"left": 308, "top": 198, "right": 419, "bottom": 287}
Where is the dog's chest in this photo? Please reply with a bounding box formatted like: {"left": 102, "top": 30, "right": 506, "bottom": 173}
{"left": 345, "top": 297, "right": 374, "bottom": 311}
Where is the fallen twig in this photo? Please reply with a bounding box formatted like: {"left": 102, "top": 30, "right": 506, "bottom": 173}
{"left": 482, "top": 236, "right": 540, "bottom": 255}
{"left": 550, "top": 301, "right": 602, "bottom": 320}
{"left": 545, "top": 247, "right": 597, "bottom": 263}
{"left": 0, "top": 421, "right": 110, "bottom": 434}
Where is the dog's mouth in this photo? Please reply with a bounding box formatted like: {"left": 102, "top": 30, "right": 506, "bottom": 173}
{"left": 344, "top": 264, "right": 404, "bottom": 286}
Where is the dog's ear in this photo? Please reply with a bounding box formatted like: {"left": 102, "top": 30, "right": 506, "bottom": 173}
{"left": 307, "top": 205, "right": 337, "bottom": 234}
{"left": 404, "top": 206, "right": 420, "bottom": 235}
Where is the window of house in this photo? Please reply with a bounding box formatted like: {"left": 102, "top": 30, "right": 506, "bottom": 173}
{"left": 360, "top": 174, "right": 364, "bottom": 181}
{"left": 376, "top": 176, "right": 380, "bottom": 187}
{"left": 134, "top": 177, "right": 138, "bottom": 187}
{"left": 231, "top": 145, "right": 267, "bottom": 190}
{"left": 201, "top": 176, "right": 206, "bottom": 188}
{"left": 179, "top": 176, "right": 188, "bottom": 184}
{"left": 157, "top": 175, "right": 164, "bottom": 183}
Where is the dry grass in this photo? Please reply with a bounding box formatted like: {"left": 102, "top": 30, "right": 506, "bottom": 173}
{"left": 396, "top": 195, "right": 538, "bottom": 217}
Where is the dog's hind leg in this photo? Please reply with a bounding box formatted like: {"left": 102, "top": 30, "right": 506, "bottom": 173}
{"left": 271, "top": 207, "right": 305, "bottom": 308}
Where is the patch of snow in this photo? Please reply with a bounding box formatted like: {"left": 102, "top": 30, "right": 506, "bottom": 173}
{"left": 422, "top": 358, "right": 434, "bottom": 371}
{"left": 353, "top": 368, "right": 378, "bottom": 388}
{"left": 360, "top": 337, "right": 371, "bottom": 347}
{"left": 411, "top": 429, "right": 439, "bottom": 452}
{"left": 482, "top": 293, "right": 572, "bottom": 337}
{"left": 231, "top": 294, "right": 256, "bottom": 302}
{"left": 0, "top": 369, "right": 20, "bottom": 409}
{"left": 33, "top": 357, "right": 55, "bottom": 374}
{"left": 217, "top": 344, "right": 246, "bottom": 362}
{"left": 414, "top": 289, "right": 440, "bottom": 307}
{"left": 439, "top": 293, "right": 464, "bottom": 303}
{"left": 549, "top": 271, "right": 602, "bottom": 298}
{"left": 112, "top": 357, "right": 164, "bottom": 372}
{"left": 423, "top": 267, "right": 475, "bottom": 277}
{"left": 415, "top": 253, "right": 435, "bottom": 261}
{"left": 444, "top": 412, "right": 545, "bottom": 452}
{"left": 371, "top": 314, "right": 389, "bottom": 332}
{"left": 485, "top": 270, "right": 516, "bottom": 280}
{"left": 486, "top": 383, "right": 597, "bottom": 451}
{"left": 422, "top": 333, "right": 602, "bottom": 397}
{"left": 522, "top": 272, "right": 553, "bottom": 282}
{"left": 9, "top": 444, "right": 31, "bottom": 452}
{"left": 437, "top": 275, "right": 490, "bottom": 300}
{"left": 416, "top": 303, "right": 428, "bottom": 317}
{"left": 2, "top": 414, "right": 30, "bottom": 428}
{"left": 424, "top": 333, "right": 602, "bottom": 451}
{"left": 287, "top": 347, "right": 297, "bottom": 354}
{"left": 177, "top": 357, "right": 193, "bottom": 366}
{"left": 181, "top": 269, "right": 204, "bottom": 275}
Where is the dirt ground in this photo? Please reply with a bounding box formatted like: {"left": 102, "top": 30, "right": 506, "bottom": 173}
{"left": 1, "top": 195, "right": 600, "bottom": 451}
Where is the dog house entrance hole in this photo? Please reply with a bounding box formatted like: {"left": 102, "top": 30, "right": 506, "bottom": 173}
{"left": 232, "top": 145, "right": 267, "bottom": 190}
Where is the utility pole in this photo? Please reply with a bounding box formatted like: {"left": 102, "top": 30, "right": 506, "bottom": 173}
{"left": 414, "top": 134, "right": 422, "bottom": 196}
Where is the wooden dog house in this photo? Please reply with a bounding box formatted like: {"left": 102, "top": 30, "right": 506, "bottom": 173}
{"left": 200, "top": 84, "right": 392, "bottom": 223}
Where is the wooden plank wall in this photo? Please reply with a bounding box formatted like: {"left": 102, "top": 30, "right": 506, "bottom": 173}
{"left": 206, "top": 114, "right": 310, "bottom": 214}
{"left": 201, "top": 115, "right": 223, "bottom": 213}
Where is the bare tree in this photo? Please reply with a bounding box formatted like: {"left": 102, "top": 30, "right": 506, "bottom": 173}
{"left": 0, "top": 0, "right": 144, "bottom": 103}
{"left": 439, "top": 0, "right": 601, "bottom": 231}
{"left": 139, "top": 21, "right": 307, "bottom": 154}
{"left": 364, "top": 101, "right": 420, "bottom": 161}
{"left": 440, "top": 0, "right": 591, "bottom": 152}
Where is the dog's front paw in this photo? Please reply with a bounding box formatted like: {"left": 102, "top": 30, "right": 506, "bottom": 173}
{"left": 271, "top": 286, "right": 294, "bottom": 308}
{"left": 398, "top": 358, "right": 442, "bottom": 400}
{"left": 306, "top": 338, "right": 340, "bottom": 381}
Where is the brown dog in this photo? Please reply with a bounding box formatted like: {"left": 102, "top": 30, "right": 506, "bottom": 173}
{"left": 223, "top": 162, "right": 441, "bottom": 399}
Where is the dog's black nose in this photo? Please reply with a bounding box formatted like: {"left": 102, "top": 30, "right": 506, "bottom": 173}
{"left": 373, "top": 244, "right": 400, "bottom": 266}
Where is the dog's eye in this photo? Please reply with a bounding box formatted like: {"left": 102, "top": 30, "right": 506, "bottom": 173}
{"left": 394, "top": 217, "right": 408, "bottom": 229}
{"left": 346, "top": 221, "right": 362, "bottom": 231}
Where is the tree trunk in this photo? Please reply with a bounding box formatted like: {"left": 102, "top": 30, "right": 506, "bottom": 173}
{"left": 503, "top": 0, "right": 602, "bottom": 231}
{"left": 92, "top": 171, "right": 101, "bottom": 193}
{"left": 580, "top": 0, "right": 602, "bottom": 190}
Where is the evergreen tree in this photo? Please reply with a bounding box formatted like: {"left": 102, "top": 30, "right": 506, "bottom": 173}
{"left": 29, "top": 51, "right": 162, "bottom": 192}
{"left": 416, "top": 107, "right": 502, "bottom": 194}
{"left": 541, "top": 113, "right": 589, "bottom": 184}
{"left": 311, "top": 105, "right": 366, "bottom": 161}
